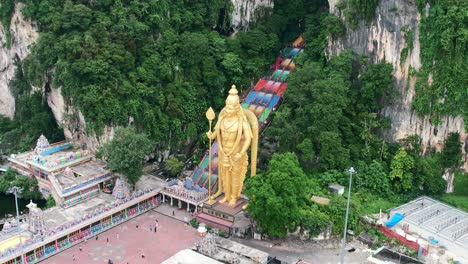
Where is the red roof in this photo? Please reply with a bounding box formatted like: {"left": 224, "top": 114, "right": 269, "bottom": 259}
{"left": 197, "top": 213, "right": 233, "bottom": 227}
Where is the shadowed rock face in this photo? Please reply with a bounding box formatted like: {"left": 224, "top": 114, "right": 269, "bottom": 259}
{"left": 0, "top": 3, "right": 38, "bottom": 119}
{"left": 231, "top": 0, "right": 274, "bottom": 32}
{"left": 326, "top": 0, "right": 467, "bottom": 177}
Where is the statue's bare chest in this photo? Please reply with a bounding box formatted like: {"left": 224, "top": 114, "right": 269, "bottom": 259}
{"left": 222, "top": 118, "right": 239, "bottom": 133}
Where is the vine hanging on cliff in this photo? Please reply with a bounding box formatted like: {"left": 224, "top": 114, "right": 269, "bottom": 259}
{"left": 0, "top": 0, "right": 16, "bottom": 48}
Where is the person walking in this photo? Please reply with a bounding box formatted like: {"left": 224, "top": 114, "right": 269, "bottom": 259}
{"left": 172, "top": 210, "right": 175, "bottom": 216}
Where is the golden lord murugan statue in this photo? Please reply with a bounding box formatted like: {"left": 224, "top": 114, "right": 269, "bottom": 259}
{"left": 206, "top": 85, "right": 258, "bottom": 206}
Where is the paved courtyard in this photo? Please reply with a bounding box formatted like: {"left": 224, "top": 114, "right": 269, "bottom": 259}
{"left": 42, "top": 209, "right": 201, "bottom": 264}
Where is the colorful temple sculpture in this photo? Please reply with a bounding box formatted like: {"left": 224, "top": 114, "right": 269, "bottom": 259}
{"left": 8, "top": 135, "right": 114, "bottom": 208}
{"left": 27, "top": 201, "right": 47, "bottom": 236}
{"left": 34, "top": 134, "right": 50, "bottom": 151}
{"left": 112, "top": 178, "right": 130, "bottom": 199}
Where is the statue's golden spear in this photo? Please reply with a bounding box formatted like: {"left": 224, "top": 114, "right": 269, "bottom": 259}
{"left": 206, "top": 107, "right": 215, "bottom": 204}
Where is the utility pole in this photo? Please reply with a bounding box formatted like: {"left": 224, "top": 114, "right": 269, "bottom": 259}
{"left": 8, "top": 186, "right": 24, "bottom": 264}
{"left": 340, "top": 167, "right": 355, "bottom": 264}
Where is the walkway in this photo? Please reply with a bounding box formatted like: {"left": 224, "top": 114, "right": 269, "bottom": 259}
{"left": 153, "top": 203, "right": 193, "bottom": 223}
{"left": 42, "top": 210, "right": 201, "bottom": 264}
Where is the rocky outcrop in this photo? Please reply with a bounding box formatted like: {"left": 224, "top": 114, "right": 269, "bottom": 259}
{"left": 0, "top": 3, "right": 38, "bottom": 119}
{"left": 46, "top": 85, "right": 115, "bottom": 153}
{"left": 326, "top": 0, "right": 467, "bottom": 174}
{"left": 231, "top": 0, "right": 273, "bottom": 31}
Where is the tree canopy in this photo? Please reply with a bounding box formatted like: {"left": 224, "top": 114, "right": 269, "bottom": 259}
{"left": 98, "top": 127, "right": 152, "bottom": 187}
{"left": 245, "top": 153, "right": 318, "bottom": 237}
{"left": 0, "top": 168, "right": 42, "bottom": 200}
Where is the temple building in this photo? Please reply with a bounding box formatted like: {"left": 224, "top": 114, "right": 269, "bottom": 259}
{"left": 159, "top": 178, "right": 208, "bottom": 213}
{"left": 8, "top": 135, "right": 114, "bottom": 208}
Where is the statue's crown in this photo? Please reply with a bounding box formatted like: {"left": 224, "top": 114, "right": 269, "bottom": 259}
{"left": 229, "top": 85, "right": 238, "bottom": 96}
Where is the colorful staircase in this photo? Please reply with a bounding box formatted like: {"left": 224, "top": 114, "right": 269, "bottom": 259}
{"left": 191, "top": 36, "right": 305, "bottom": 191}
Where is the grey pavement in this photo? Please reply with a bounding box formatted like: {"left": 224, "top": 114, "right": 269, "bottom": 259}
{"left": 153, "top": 202, "right": 193, "bottom": 223}
{"left": 230, "top": 237, "right": 372, "bottom": 264}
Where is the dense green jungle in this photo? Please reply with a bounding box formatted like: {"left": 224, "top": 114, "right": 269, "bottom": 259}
{"left": 0, "top": 0, "right": 467, "bottom": 237}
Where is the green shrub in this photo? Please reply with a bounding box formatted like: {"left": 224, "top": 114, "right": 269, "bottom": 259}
{"left": 440, "top": 195, "right": 468, "bottom": 211}
{"left": 218, "top": 230, "right": 229, "bottom": 238}
{"left": 453, "top": 172, "right": 468, "bottom": 196}
{"left": 46, "top": 195, "right": 56, "bottom": 209}
{"left": 190, "top": 218, "right": 199, "bottom": 228}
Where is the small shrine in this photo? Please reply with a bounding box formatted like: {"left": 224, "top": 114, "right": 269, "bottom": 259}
{"left": 35, "top": 134, "right": 50, "bottom": 151}
{"left": 27, "top": 200, "right": 47, "bottom": 236}
{"left": 112, "top": 178, "right": 130, "bottom": 199}
{"left": 63, "top": 167, "right": 74, "bottom": 177}
{"left": 0, "top": 221, "right": 18, "bottom": 236}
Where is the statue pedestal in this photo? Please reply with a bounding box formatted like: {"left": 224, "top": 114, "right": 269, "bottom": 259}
{"left": 203, "top": 195, "right": 246, "bottom": 209}
{"left": 197, "top": 196, "right": 248, "bottom": 235}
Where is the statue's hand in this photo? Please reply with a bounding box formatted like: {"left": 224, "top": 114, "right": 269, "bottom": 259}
{"left": 232, "top": 152, "right": 243, "bottom": 161}
{"left": 206, "top": 131, "right": 213, "bottom": 140}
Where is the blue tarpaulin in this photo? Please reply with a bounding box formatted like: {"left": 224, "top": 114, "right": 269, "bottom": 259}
{"left": 385, "top": 213, "right": 404, "bottom": 228}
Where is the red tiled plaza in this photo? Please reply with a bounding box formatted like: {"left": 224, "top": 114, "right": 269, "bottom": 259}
{"left": 42, "top": 210, "right": 201, "bottom": 264}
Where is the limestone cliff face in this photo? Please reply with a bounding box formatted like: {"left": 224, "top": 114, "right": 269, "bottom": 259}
{"left": 46, "top": 85, "right": 115, "bottom": 153}
{"left": 231, "top": 0, "right": 273, "bottom": 31}
{"left": 0, "top": 3, "right": 37, "bottom": 119}
{"left": 326, "top": 0, "right": 467, "bottom": 176}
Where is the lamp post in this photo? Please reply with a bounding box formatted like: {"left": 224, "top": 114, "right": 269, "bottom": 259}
{"left": 8, "top": 186, "right": 24, "bottom": 264}
{"left": 340, "top": 167, "right": 355, "bottom": 264}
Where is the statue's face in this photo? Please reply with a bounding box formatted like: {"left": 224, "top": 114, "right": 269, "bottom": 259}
{"left": 225, "top": 103, "right": 240, "bottom": 117}
{"left": 225, "top": 93, "right": 240, "bottom": 117}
